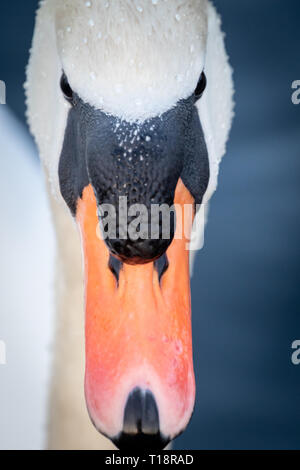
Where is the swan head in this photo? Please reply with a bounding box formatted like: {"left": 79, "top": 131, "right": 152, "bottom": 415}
{"left": 26, "top": 0, "right": 234, "bottom": 450}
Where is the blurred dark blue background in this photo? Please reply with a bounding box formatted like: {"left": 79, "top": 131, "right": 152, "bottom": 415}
{"left": 0, "top": 0, "right": 299, "bottom": 449}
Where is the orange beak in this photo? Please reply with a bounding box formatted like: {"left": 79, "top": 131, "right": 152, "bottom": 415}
{"left": 76, "top": 179, "right": 196, "bottom": 449}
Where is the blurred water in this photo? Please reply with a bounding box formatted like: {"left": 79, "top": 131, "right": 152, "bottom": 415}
{"left": 175, "top": 0, "right": 300, "bottom": 449}
{"left": 0, "top": 0, "right": 299, "bottom": 450}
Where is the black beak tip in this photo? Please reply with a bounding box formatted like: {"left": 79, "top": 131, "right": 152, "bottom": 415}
{"left": 112, "top": 387, "right": 170, "bottom": 451}
{"left": 113, "top": 431, "right": 170, "bottom": 451}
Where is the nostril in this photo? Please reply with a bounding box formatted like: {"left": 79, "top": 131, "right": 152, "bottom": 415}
{"left": 113, "top": 387, "right": 170, "bottom": 450}
{"left": 108, "top": 254, "right": 123, "bottom": 283}
{"left": 154, "top": 253, "right": 169, "bottom": 282}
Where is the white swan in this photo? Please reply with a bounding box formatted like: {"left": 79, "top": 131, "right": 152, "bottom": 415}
{"left": 0, "top": 106, "right": 54, "bottom": 449}
{"left": 26, "top": 0, "right": 233, "bottom": 450}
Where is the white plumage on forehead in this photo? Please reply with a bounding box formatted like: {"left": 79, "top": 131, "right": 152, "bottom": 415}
{"left": 55, "top": 0, "right": 208, "bottom": 121}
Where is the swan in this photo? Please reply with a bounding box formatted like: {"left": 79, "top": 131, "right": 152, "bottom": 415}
{"left": 26, "top": 0, "right": 233, "bottom": 450}
{"left": 0, "top": 106, "right": 54, "bottom": 449}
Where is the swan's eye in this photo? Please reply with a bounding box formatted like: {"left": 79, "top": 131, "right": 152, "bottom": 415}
{"left": 194, "top": 72, "right": 207, "bottom": 101}
{"left": 60, "top": 73, "right": 73, "bottom": 102}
